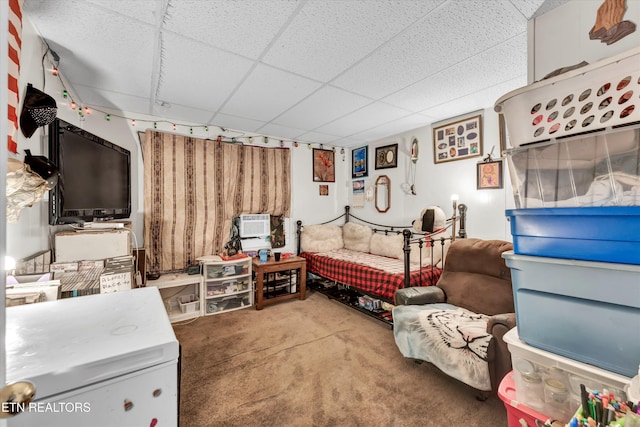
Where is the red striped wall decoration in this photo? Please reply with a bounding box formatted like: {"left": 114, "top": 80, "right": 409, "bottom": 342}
{"left": 7, "top": 0, "right": 23, "bottom": 154}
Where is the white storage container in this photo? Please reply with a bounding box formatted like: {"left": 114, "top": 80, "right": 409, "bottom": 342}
{"left": 504, "top": 328, "right": 632, "bottom": 424}
{"left": 177, "top": 294, "right": 199, "bottom": 313}
{"left": 494, "top": 46, "right": 640, "bottom": 148}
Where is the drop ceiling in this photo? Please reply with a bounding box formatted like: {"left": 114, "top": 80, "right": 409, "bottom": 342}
{"left": 23, "top": 0, "right": 570, "bottom": 147}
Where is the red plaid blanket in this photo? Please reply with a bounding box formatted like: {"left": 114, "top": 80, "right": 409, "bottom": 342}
{"left": 301, "top": 251, "right": 441, "bottom": 302}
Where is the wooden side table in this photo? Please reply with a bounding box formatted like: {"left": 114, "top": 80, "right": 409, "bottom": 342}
{"left": 252, "top": 256, "right": 306, "bottom": 310}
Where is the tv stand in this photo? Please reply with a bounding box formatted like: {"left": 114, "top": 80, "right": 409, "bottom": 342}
{"left": 55, "top": 228, "right": 131, "bottom": 262}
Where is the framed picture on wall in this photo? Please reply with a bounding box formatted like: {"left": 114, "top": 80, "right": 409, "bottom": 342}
{"left": 476, "top": 159, "right": 503, "bottom": 190}
{"left": 352, "top": 146, "right": 368, "bottom": 178}
{"left": 312, "top": 148, "right": 335, "bottom": 182}
{"left": 375, "top": 144, "right": 398, "bottom": 169}
{"left": 433, "top": 114, "right": 483, "bottom": 164}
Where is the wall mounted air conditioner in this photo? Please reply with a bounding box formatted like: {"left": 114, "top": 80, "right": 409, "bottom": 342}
{"left": 238, "top": 214, "right": 270, "bottom": 238}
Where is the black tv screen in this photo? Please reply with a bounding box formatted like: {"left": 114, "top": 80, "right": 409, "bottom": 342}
{"left": 49, "top": 119, "right": 131, "bottom": 224}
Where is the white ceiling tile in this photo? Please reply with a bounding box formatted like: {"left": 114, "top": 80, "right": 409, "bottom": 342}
{"left": 26, "top": 3, "right": 156, "bottom": 97}
{"left": 383, "top": 34, "right": 528, "bottom": 112}
{"left": 77, "top": 88, "right": 150, "bottom": 115}
{"left": 211, "top": 113, "right": 267, "bottom": 134}
{"left": 351, "top": 113, "right": 435, "bottom": 142}
{"left": 220, "top": 64, "right": 322, "bottom": 122}
{"left": 315, "top": 102, "right": 411, "bottom": 137}
{"left": 333, "top": 137, "right": 369, "bottom": 148}
{"left": 157, "top": 32, "right": 254, "bottom": 112}
{"left": 332, "top": 0, "right": 526, "bottom": 99}
{"left": 163, "top": 0, "right": 302, "bottom": 59}
{"left": 296, "top": 131, "right": 342, "bottom": 144}
{"left": 262, "top": 0, "right": 444, "bottom": 81}
{"left": 273, "top": 86, "right": 373, "bottom": 130}
{"left": 149, "top": 103, "right": 217, "bottom": 126}
{"left": 256, "top": 123, "right": 307, "bottom": 140}
{"left": 85, "top": 0, "right": 159, "bottom": 24}
{"left": 420, "top": 75, "right": 527, "bottom": 123}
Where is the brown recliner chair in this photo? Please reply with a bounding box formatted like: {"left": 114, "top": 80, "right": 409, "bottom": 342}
{"left": 393, "top": 238, "right": 515, "bottom": 396}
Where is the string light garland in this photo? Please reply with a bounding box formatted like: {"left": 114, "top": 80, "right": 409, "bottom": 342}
{"left": 44, "top": 47, "right": 343, "bottom": 153}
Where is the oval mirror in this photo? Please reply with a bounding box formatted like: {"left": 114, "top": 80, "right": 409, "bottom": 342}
{"left": 375, "top": 175, "right": 390, "bottom": 213}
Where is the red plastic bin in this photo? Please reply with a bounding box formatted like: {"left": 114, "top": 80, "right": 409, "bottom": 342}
{"left": 499, "top": 371, "right": 551, "bottom": 427}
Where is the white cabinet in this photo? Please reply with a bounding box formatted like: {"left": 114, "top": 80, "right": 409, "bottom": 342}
{"left": 199, "top": 256, "right": 252, "bottom": 315}
{"left": 150, "top": 273, "right": 202, "bottom": 323}
{"left": 55, "top": 229, "right": 131, "bottom": 262}
{"left": 6, "top": 287, "right": 179, "bottom": 427}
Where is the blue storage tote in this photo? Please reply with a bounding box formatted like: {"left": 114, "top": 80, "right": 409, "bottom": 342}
{"left": 506, "top": 206, "right": 640, "bottom": 265}
{"left": 502, "top": 251, "right": 640, "bottom": 378}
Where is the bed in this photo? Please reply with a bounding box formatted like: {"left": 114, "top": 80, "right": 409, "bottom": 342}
{"left": 296, "top": 205, "right": 467, "bottom": 308}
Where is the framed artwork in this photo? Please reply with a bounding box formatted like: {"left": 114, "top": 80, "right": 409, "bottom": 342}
{"left": 352, "top": 146, "right": 368, "bottom": 178}
{"left": 433, "top": 114, "right": 483, "bottom": 164}
{"left": 477, "top": 160, "right": 504, "bottom": 190}
{"left": 375, "top": 144, "right": 398, "bottom": 169}
{"left": 352, "top": 179, "right": 365, "bottom": 207}
{"left": 319, "top": 185, "right": 329, "bottom": 196}
{"left": 312, "top": 148, "right": 335, "bottom": 182}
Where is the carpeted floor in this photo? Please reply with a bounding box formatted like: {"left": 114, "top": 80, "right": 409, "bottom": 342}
{"left": 173, "top": 289, "right": 509, "bottom": 427}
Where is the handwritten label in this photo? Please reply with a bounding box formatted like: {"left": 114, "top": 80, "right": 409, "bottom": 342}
{"left": 100, "top": 272, "right": 132, "bottom": 294}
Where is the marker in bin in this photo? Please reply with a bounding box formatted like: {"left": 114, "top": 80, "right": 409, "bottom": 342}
{"left": 564, "top": 385, "right": 640, "bottom": 427}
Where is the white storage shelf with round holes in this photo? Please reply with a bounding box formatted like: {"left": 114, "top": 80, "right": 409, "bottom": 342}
{"left": 198, "top": 255, "right": 253, "bottom": 315}
{"left": 495, "top": 46, "right": 640, "bottom": 149}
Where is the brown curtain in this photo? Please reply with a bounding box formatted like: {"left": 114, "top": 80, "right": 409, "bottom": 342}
{"left": 143, "top": 130, "right": 290, "bottom": 273}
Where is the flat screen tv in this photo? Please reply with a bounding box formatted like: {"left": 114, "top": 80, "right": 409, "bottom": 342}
{"left": 48, "top": 119, "right": 131, "bottom": 224}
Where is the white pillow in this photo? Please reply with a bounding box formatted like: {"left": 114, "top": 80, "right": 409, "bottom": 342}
{"left": 369, "top": 233, "right": 404, "bottom": 259}
{"left": 300, "top": 224, "right": 343, "bottom": 253}
{"left": 342, "top": 222, "right": 372, "bottom": 252}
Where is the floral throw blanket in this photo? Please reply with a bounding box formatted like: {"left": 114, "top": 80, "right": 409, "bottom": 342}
{"left": 393, "top": 303, "right": 492, "bottom": 391}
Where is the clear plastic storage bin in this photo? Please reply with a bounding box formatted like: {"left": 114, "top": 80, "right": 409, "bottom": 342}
{"left": 505, "top": 125, "right": 640, "bottom": 208}
{"left": 178, "top": 294, "right": 200, "bottom": 313}
{"left": 504, "top": 328, "right": 631, "bottom": 424}
{"left": 502, "top": 251, "right": 640, "bottom": 378}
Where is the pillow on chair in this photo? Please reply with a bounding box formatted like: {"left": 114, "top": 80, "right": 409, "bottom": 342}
{"left": 436, "top": 238, "right": 514, "bottom": 315}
